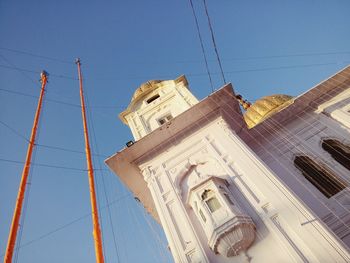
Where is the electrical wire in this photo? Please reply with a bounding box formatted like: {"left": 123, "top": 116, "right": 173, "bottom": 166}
{"left": 212, "top": 76, "right": 350, "bottom": 246}
{"left": 0, "top": 118, "right": 108, "bottom": 158}
{"left": 84, "top": 85, "right": 121, "bottom": 262}
{"left": 0, "top": 87, "right": 124, "bottom": 109}
{"left": 0, "top": 87, "right": 40, "bottom": 99}
{"left": 3, "top": 45, "right": 349, "bottom": 65}
{"left": 188, "top": 0, "right": 214, "bottom": 92}
{"left": 176, "top": 50, "right": 350, "bottom": 64}
{"left": 0, "top": 157, "right": 105, "bottom": 172}
{"left": 0, "top": 87, "right": 81, "bottom": 108}
{"left": 12, "top": 76, "right": 49, "bottom": 262}
{"left": 0, "top": 47, "right": 74, "bottom": 65}
{"left": 0, "top": 64, "right": 77, "bottom": 80}
{"left": 109, "top": 176, "right": 131, "bottom": 262}
{"left": 1, "top": 61, "right": 349, "bottom": 83}
{"left": 137, "top": 202, "right": 169, "bottom": 262}
{"left": 201, "top": 0, "right": 226, "bottom": 84}
{"left": 126, "top": 196, "right": 160, "bottom": 262}
{"left": 36, "top": 144, "right": 108, "bottom": 158}
{"left": 0, "top": 194, "right": 129, "bottom": 260}
{"left": 0, "top": 54, "right": 38, "bottom": 84}
{"left": 0, "top": 120, "right": 30, "bottom": 142}
{"left": 0, "top": 88, "right": 80, "bottom": 108}
{"left": 128, "top": 65, "right": 350, "bottom": 260}
{"left": 1, "top": 36, "right": 349, "bottom": 263}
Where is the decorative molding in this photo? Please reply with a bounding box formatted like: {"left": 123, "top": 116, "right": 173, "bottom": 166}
{"left": 271, "top": 215, "right": 309, "bottom": 263}
{"left": 209, "top": 215, "right": 256, "bottom": 257}
{"left": 141, "top": 166, "right": 154, "bottom": 184}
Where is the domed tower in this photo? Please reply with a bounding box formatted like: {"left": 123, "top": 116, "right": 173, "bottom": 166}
{"left": 243, "top": 95, "right": 293, "bottom": 128}
{"left": 119, "top": 75, "right": 198, "bottom": 141}
{"left": 106, "top": 69, "right": 350, "bottom": 263}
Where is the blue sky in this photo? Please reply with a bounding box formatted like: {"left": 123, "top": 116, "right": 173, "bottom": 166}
{"left": 0, "top": 1, "right": 350, "bottom": 262}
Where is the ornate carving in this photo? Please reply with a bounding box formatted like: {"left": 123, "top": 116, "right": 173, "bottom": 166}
{"left": 210, "top": 216, "right": 256, "bottom": 257}
{"left": 141, "top": 166, "right": 154, "bottom": 183}
{"left": 187, "top": 175, "right": 256, "bottom": 258}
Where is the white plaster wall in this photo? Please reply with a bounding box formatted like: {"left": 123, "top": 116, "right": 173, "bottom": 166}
{"left": 251, "top": 93, "right": 350, "bottom": 246}
{"left": 139, "top": 117, "right": 350, "bottom": 263}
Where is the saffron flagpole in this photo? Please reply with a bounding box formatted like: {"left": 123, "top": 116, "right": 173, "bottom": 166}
{"left": 75, "top": 58, "right": 105, "bottom": 263}
{"left": 4, "top": 71, "right": 48, "bottom": 263}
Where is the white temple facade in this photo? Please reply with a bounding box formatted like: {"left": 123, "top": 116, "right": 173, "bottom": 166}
{"left": 106, "top": 66, "right": 350, "bottom": 262}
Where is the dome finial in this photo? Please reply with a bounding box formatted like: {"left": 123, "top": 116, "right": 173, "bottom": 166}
{"left": 235, "top": 94, "right": 251, "bottom": 110}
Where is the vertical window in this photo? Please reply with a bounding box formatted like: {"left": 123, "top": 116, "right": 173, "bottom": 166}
{"left": 294, "top": 155, "right": 346, "bottom": 198}
{"left": 199, "top": 209, "right": 206, "bottom": 222}
{"left": 158, "top": 114, "right": 173, "bottom": 125}
{"left": 322, "top": 139, "right": 350, "bottom": 170}
{"left": 202, "top": 190, "right": 221, "bottom": 213}
{"left": 206, "top": 197, "right": 221, "bottom": 212}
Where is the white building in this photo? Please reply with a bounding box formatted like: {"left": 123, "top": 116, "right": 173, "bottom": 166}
{"left": 106, "top": 66, "right": 350, "bottom": 262}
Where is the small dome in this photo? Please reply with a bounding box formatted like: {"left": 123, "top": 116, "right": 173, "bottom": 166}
{"left": 243, "top": 94, "right": 293, "bottom": 129}
{"left": 130, "top": 80, "right": 163, "bottom": 105}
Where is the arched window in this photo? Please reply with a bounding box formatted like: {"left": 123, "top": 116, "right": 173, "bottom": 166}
{"left": 294, "top": 155, "right": 346, "bottom": 198}
{"left": 202, "top": 190, "right": 221, "bottom": 212}
{"left": 322, "top": 139, "right": 350, "bottom": 170}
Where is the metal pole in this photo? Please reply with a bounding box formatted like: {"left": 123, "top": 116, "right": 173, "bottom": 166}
{"left": 75, "top": 58, "right": 105, "bottom": 263}
{"left": 4, "top": 71, "right": 48, "bottom": 263}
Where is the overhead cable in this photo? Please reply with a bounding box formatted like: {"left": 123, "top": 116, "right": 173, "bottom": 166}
{"left": 3, "top": 45, "right": 348, "bottom": 65}
{"left": 0, "top": 47, "right": 74, "bottom": 65}
{"left": 0, "top": 64, "right": 77, "bottom": 80}
{"left": 0, "top": 120, "right": 29, "bottom": 142}
{"left": 85, "top": 86, "right": 121, "bottom": 262}
{"left": 0, "top": 157, "right": 104, "bottom": 172}
{"left": 0, "top": 194, "right": 129, "bottom": 257}
{"left": 0, "top": 88, "right": 125, "bottom": 109}
{"left": 0, "top": 54, "right": 37, "bottom": 84}
{"left": 2, "top": 61, "right": 348, "bottom": 82}
{"left": 188, "top": 0, "right": 214, "bottom": 92}
{"left": 0, "top": 118, "right": 108, "bottom": 157}
{"left": 201, "top": 0, "right": 226, "bottom": 84}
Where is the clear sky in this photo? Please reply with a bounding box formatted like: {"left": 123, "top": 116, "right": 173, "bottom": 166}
{"left": 0, "top": 1, "right": 350, "bottom": 262}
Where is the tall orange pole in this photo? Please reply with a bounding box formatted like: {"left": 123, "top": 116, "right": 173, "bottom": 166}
{"left": 4, "top": 71, "right": 48, "bottom": 263}
{"left": 75, "top": 58, "right": 105, "bottom": 263}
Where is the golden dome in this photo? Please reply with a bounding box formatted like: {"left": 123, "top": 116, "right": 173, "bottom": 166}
{"left": 243, "top": 94, "right": 293, "bottom": 129}
{"left": 130, "top": 80, "right": 163, "bottom": 105}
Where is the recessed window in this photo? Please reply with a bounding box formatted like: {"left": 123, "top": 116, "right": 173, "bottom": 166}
{"left": 206, "top": 197, "right": 221, "bottom": 212}
{"left": 294, "top": 155, "right": 346, "bottom": 198}
{"left": 322, "top": 139, "right": 350, "bottom": 170}
{"left": 158, "top": 114, "right": 173, "bottom": 125}
{"left": 202, "top": 189, "right": 221, "bottom": 213}
{"left": 146, "top": 94, "right": 160, "bottom": 104}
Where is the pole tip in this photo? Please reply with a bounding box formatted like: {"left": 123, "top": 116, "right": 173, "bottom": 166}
{"left": 41, "top": 70, "right": 48, "bottom": 79}
{"left": 75, "top": 58, "right": 81, "bottom": 64}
